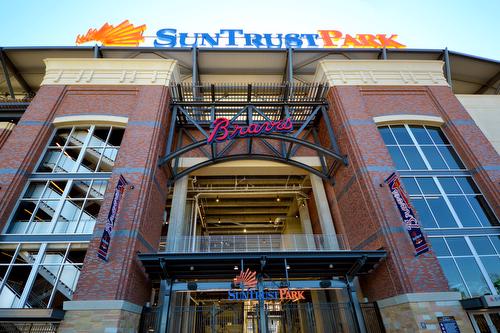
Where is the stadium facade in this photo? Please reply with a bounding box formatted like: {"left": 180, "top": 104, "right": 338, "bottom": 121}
{"left": 0, "top": 41, "right": 499, "bottom": 333}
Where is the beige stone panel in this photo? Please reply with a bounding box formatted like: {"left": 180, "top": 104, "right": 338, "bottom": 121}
{"left": 456, "top": 94, "right": 500, "bottom": 154}
{"left": 314, "top": 60, "right": 449, "bottom": 86}
{"left": 42, "top": 58, "right": 180, "bottom": 86}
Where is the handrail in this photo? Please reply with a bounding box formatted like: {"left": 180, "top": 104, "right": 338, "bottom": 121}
{"left": 158, "top": 234, "right": 347, "bottom": 253}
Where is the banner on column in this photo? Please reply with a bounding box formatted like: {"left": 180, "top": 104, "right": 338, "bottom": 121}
{"left": 97, "top": 175, "right": 128, "bottom": 261}
{"left": 385, "top": 172, "right": 429, "bottom": 256}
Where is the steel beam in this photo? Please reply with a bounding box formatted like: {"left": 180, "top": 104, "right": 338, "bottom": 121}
{"left": 475, "top": 70, "right": 500, "bottom": 94}
{"left": 93, "top": 44, "right": 102, "bottom": 58}
{"left": 443, "top": 47, "right": 452, "bottom": 88}
{"left": 0, "top": 48, "right": 34, "bottom": 97}
{"left": 0, "top": 49, "right": 15, "bottom": 98}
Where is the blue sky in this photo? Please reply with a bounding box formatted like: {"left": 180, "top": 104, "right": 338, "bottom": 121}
{"left": 1, "top": 0, "right": 499, "bottom": 60}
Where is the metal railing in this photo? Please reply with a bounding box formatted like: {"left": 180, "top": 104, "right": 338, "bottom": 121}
{"left": 159, "top": 234, "right": 347, "bottom": 253}
{"left": 0, "top": 322, "right": 59, "bottom": 333}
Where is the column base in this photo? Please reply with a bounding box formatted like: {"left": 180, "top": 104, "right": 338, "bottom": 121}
{"left": 377, "top": 292, "right": 473, "bottom": 333}
{"left": 58, "top": 300, "right": 142, "bottom": 333}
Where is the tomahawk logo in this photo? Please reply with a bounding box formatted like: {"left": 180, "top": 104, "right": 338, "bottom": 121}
{"left": 76, "top": 20, "right": 147, "bottom": 46}
{"left": 233, "top": 268, "right": 257, "bottom": 289}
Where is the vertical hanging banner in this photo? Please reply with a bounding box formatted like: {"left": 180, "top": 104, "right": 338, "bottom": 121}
{"left": 97, "top": 175, "right": 128, "bottom": 261}
{"left": 385, "top": 172, "right": 429, "bottom": 256}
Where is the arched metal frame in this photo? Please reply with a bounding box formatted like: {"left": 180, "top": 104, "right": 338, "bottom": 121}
{"left": 159, "top": 83, "right": 347, "bottom": 183}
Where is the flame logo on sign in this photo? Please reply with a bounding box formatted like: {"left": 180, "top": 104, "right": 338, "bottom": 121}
{"left": 76, "top": 20, "right": 146, "bottom": 46}
{"left": 234, "top": 269, "right": 257, "bottom": 289}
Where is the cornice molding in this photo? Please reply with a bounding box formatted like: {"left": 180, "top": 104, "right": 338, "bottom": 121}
{"left": 41, "top": 58, "right": 179, "bottom": 86}
{"left": 314, "top": 60, "right": 448, "bottom": 87}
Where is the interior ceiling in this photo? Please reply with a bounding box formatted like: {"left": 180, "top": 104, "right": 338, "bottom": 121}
{"left": 1, "top": 47, "right": 499, "bottom": 98}
{"left": 168, "top": 175, "right": 310, "bottom": 235}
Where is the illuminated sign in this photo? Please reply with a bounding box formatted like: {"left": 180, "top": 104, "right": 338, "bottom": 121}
{"left": 229, "top": 269, "right": 305, "bottom": 301}
{"left": 76, "top": 21, "right": 406, "bottom": 49}
{"left": 207, "top": 117, "right": 293, "bottom": 144}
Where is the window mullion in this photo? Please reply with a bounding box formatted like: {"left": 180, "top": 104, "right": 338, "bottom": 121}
{"left": 48, "top": 179, "right": 74, "bottom": 233}
{"left": 464, "top": 236, "right": 498, "bottom": 295}
{"left": 0, "top": 243, "right": 21, "bottom": 295}
{"left": 73, "top": 126, "right": 95, "bottom": 173}
{"left": 46, "top": 244, "right": 70, "bottom": 308}
{"left": 18, "top": 243, "right": 47, "bottom": 308}
{"left": 404, "top": 124, "right": 432, "bottom": 170}
{"left": 433, "top": 177, "right": 464, "bottom": 228}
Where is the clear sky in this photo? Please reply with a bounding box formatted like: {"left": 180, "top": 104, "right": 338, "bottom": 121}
{"left": 0, "top": 0, "right": 499, "bottom": 60}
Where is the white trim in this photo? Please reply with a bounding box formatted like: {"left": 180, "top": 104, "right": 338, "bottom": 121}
{"left": 373, "top": 115, "right": 445, "bottom": 126}
{"left": 53, "top": 115, "right": 128, "bottom": 127}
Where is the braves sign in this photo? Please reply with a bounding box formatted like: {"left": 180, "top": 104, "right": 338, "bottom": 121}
{"left": 385, "top": 172, "right": 429, "bottom": 256}
{"left": 207, "top": 117, "right": 293, "bottom": 144}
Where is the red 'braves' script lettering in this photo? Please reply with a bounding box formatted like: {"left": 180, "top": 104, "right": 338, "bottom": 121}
{"left": 207, "top": 117, "right": 293, "bottom": 144}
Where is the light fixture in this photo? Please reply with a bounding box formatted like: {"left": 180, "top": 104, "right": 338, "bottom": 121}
{"left": 190, "top": 266, "right": 194, "bottom": 271}
{"left": 243, "top": 228, "right": 247, "bottom": 233}
{"left": 218, "top": 218, "right": 221, "bottom": 224}
{"left": 329, "top": 264, "right": 333, "bottom": 269}
{"left": 276, "top": 196, "right": 280, "bottom": 202}
{"left": 215, "top": 196, "right": 220, "bottom": 203}
{"left": 234, "top": 265, "right": 239, "bottom": 270}
{"left": 269, "top": 218, "right": 272, "bottom": 223}
{"left": 286, "top": 265, "right": 290, "bottom": 270}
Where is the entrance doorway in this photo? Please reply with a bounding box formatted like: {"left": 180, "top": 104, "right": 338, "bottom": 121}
{"left": 167, "top": 290, "right": 358, "bottom": 333}
{"left": 469, "top": 311, "right": 500, "bottom": 333}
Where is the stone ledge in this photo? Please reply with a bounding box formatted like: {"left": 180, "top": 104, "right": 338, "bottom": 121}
{"left": 53, "top": 115, "right": 129, "bottom": 127}
{"left": 314, "top": 60, "right": 448, "bottom": 87}
{"left": 377, "top": 292, "right": 462, "bottom": 308}
{"left": 63, "top": 300, "right": 143, "bottom": 314}
{"left": 373, "top": 114, "right": 445, "bottom": 126}
{"left": 42, "top": 58, "right": 179, "bottom": 86}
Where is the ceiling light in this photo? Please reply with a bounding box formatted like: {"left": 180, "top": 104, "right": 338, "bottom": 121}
{"left": 269, "top": 218, "right": 272, "bottom": 223}
{"left": 190, "top": 266, "right": 194, "bottom": 271}
{"left": 286, "top": 265, "right": 290, "bottom": 270}
{"left": 218, "top": 218, "right": 221, "bottom": 224}
{"left": 215, "top": 196, "right": 220, "bottom": 203}
{"left": 329, "top": 264, "right": 333, "bottom": 269}
{"left": 276, "top": 196, "right": 280, "bottom": 202}
{"left": 243, "top": 228, "right": 247, "bottom": 233}
{"left": 234, "top": 265, "right": 239, "bottom": 270}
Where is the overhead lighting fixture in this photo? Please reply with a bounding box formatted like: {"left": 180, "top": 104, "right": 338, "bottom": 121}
{"left": 243, "top": 228, "right": 247, "bottom": 233}
{"left": 215, "top": 196, "right": 220, "bottom": 203}
{"left": 276, "top": 196, "right": 280, "bottom": 202}
{"left": 218, "top": 218, "right": 221, "bottom": 224}
{"left": 269, "top": 218, "right": 272, "bottom": 223}
{"left": 286, "top": 265, "right": 290, "bottom": 270}
{"left": 329, "top": 264, "right": 333, "bottom": 269}
{"left": 190, "top": 266, "right": 194, "bottom": 271}
{"left": 234, "top": 265, "right": 239, "bottom": 270}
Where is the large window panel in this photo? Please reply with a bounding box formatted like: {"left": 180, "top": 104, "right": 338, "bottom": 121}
{"left": 379, "top": 124, "right": 500, "bottom": 298}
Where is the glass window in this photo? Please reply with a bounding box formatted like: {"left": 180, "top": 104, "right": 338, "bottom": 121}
{"left": 437, "top": 257, "right": 468, "bottom": 297}
{"left": 455, "top": 257, "right": 491, "bottom": 296}
{"left": 7, "top": 125, "right": 122, "bottom": 235}
{"left": 0, "top": 243, "right": 87, "bottom": 309}
{"left": 36, "top": 126, "right": 124, "bottom": 174}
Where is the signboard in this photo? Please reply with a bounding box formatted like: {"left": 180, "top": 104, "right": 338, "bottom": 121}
{"left": 482, "top": 295, "right": 500, "bottom": 307}
{"left": 438, "top": 316, "right": 460, "bottom": 333}
{"left": 385, "top": 172, "right": 429, "bottom": 256}
{"left": 207, "top": 117, "right": 293, "bottom": 144}
{"left": 97, "top": 175, "right": 128, "bottom": 261}
{"left": 76, "top": 20, "right": 406, "bottom": 49}
{"left": 229, "top": 269, "right": 305, "bottom": 301}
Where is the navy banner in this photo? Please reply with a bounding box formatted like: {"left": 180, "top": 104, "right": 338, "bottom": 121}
{"left": 385, "top": 172, "right": 429, "bottom": 256}
{"left": 97, "top": 175, "right": 128, "bottom": 261}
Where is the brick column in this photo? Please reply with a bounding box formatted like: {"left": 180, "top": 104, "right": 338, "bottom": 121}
{"left": 314, "top": 60, "right": 475, "bottom": 332}
{"left": 0, "top": 86, "right": 65, "bottom": 229}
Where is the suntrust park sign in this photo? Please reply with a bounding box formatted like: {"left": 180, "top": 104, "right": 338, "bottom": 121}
{"left": 76, "top": 20, "right": 406, "bottom": 49}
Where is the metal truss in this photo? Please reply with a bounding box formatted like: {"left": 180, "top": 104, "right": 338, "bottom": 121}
{"left": 159, "top": 83, "right": 347, "bottom": 183}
